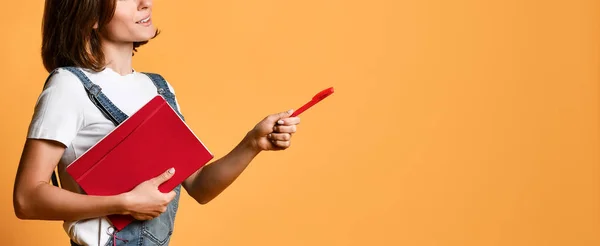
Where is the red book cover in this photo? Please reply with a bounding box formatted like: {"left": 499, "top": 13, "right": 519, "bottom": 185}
{"left": 66, "top": 95, "right": 214, "bottom": 230}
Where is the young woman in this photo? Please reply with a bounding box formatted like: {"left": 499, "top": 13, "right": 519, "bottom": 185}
{"left": 12, "top": 0, "right": 300, "bottom": 245}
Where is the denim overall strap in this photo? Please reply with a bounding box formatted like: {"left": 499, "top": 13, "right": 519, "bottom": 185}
{"left": 142, "top": 72, "right": 185, "bottom": 121}
{"left": 61, "top": 67, "right": 129, "bottom": 125}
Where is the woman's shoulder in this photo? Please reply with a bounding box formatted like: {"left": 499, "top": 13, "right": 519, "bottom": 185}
{"left": 43, "top": 67, "right": 88, "bottom": 91}
{"left": 35, "top": 67, "right": 94, "bottom": 106}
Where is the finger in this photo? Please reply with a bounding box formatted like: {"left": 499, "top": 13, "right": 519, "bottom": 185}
{"left": 273, "top": 125, "right": 297, "bottom": 133}
{"left": 268, "top": 133, "right": 291, "bottom": 141}
{"left": 134, "top": 214, "right": 154, "bottom": 221}
{"left": 271, "top": 140, "right": 291, "bottom": 149}
{"left": 276, "top": 117, "right": 300, "bottom": 126}
{"left": 132, "top": 212, "right": 159, "bottom": 220}
{"left": 150, "top": 167, "right": 176, "bottom": 186}
{"left": 149, "top": 210, "right": 162, "bottom": 216}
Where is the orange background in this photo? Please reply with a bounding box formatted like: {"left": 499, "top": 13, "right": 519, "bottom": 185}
{"left": 1, "top": 0, "right": 599, "bottom": 245}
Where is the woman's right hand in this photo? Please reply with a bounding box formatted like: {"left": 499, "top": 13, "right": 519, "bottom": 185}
{"left": 121, "top": 167, "right": 177, "bottom": 220}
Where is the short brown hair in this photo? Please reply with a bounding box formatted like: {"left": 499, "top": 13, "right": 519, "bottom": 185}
{"left": 41, "top": 0, "right": 158, "bottom": 73}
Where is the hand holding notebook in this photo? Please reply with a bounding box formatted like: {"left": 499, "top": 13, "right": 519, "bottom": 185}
{"left": 66, "top": 95, "right": 214, "bottom": 230}
{"left": 122, "top": 167, "right": 178, "bottom": 221}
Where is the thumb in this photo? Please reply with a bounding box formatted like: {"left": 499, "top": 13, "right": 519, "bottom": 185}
{"left": 269, "top": 109, "right": 294, "bottom": 124}
{"left": 151, "top": 167, "right": 175, "bottom": 186}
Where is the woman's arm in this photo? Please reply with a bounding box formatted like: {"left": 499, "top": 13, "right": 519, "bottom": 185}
{"left": 13, "top": 139, "right": 128, "bottom": 221}
{"left": 13, "top": 139, "right": 176, "bottom": 221}
{"left": 183, "top": 110, "right": 300, "bottom": 204}
{"left": 182, "top": 135, "right": 260, "bottom": 205}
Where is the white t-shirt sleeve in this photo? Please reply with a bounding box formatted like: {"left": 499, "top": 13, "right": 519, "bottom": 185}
{"left": 27, "top": 68, "right": 86, "bottom": 147}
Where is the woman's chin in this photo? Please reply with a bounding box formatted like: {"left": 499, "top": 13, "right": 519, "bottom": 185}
{"left": 135, "top": 29, "right": 158, "bottom": 42}
{"left": 133, "top": 36, "right": 154, "bottom": 43}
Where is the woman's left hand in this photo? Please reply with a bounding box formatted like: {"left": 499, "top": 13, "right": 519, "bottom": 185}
{"left": 247, "top": 109, "right": 301, "bottom": 151}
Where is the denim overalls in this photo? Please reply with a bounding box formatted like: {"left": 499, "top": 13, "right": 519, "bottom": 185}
{"left": 50, "top": 67, "right": 182, "bottom": 246}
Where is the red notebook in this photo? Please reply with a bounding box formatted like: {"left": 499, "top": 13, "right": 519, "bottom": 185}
{"left": 66, "top": 95, "right": 214, "bottom": 231}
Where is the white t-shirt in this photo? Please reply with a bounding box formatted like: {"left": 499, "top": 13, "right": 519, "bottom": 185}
{"left": 26, "top": 67, "right": 182, "bottom": 246}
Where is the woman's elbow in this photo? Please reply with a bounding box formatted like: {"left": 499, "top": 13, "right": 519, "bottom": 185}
{"left": 193, "top": 195, "right": 212, "bottom": 205}
{"left": 189, "top": 191, "right": 214, "bottom": 205}
{"left": 13, "top": 189, "right": 35, "bottom": 220}
{"left": 185, "top": 185, "right": 213, "bottom": 205}
{"left": 14, "top": 201, "right": 31, "bottom": 220}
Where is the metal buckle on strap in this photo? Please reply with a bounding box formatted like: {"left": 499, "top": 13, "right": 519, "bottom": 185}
{"left": 89, "top": 84, "right": 102, "bottom": 97}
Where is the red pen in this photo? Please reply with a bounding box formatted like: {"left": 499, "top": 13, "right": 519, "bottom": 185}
{"left": 289, "top": 87, "right": 334, "bottom": 117}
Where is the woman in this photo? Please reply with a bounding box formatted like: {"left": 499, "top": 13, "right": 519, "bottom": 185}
{"left": 12, "top": 0, "right": 300, "bottom": 245}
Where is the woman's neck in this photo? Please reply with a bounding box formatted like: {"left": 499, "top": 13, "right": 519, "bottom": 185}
{"left": 102, "top": 41, "right": 134, "bottom": 76}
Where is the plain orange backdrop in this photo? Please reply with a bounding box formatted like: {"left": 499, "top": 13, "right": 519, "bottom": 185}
{"left": 1, "top": 0, "right": 599, "bottom": 245}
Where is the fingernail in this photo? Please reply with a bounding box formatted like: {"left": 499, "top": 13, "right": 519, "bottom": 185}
{"left": 168, "top": 167, "right": 175, "bottom": 174}
{"left": 277, "top": 120, "right": 284, "bottom": 125}
{"left": 288, "top": 109, "right": 294, "bottom": 114}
